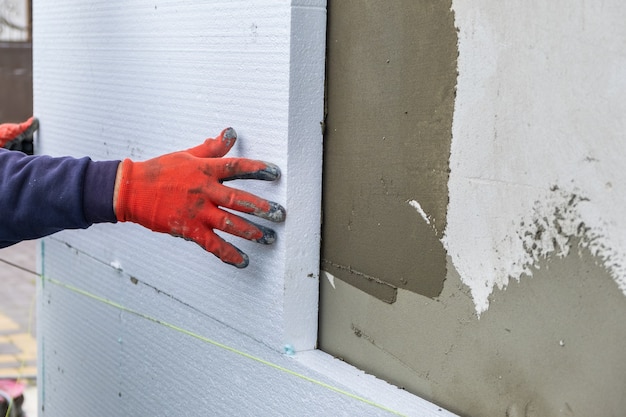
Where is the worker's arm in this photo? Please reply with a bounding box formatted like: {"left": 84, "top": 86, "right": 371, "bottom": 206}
{"left": 0, "top": 149, "right": 118, "bottom": 246}
{"left": 0, "top": 126, "right": 285, "bottom": 268}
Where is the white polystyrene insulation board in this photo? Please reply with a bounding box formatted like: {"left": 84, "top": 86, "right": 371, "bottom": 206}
{"left": 34, "top": 0, "right": 453, "bottom": 415}
{"left": 446, "top": 0, "right": 626, "bottom": 314}
{"left": 38, "top": 238, "right": 454, "bottom": 416}
{"left": 34, "top": 0, "right": 313, "bottom": 352}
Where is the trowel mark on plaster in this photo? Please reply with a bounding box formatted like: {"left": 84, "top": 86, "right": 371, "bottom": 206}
{"left": 349, "top": 323, "right": 431, "bottom": 381}
{"left": 461, "top": 185, "right": 626, "bottom": 314}
{"left": 518, "top": 186, "right": 626, "bottom": 296}
{"left": 518, "top": 187, "right": 590, "bottom": 266}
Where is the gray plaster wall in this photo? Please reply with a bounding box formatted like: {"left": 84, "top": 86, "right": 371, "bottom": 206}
{"left": 321, "top": 249, "right": 626, "bottom": 416}
{"left": 320, "top": 1, "right": 626, "bottom": 416}
{"left": 322, "top": 0, "right": 456, "bottom": 302}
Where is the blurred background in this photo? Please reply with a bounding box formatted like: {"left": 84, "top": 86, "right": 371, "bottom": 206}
{"left": 1, "top": 2, "right": 37, "bottom": 416}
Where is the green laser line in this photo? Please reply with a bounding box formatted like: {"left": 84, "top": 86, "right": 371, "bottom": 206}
{"left": 0, "top": 256, "right": 410, "bottom": 415}
{"left": 45, "top": 277, "right": 407, "bottom": 417}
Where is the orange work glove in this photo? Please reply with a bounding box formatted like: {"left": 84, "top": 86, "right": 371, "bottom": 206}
{"left": 0, "top": 117, "right": 39, "bottom": 155}
{"left": 114, "top": 128, "right": 286, "bottom": 268}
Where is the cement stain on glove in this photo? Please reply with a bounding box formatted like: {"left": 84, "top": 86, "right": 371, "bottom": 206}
{"left": 115, "top": 127, "right": 286, "bottom": 268}
{"left": 0, "top": 117, "right": 39, "bottom": 155}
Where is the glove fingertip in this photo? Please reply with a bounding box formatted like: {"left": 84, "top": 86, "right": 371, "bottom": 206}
{"left": 254, "top": 224, "right": 277, "bottom": 245}
{"left": 220, "top": 246, "right": 249, "bottom": 268}
{"left": 217, "top": 127, "right": 237, "bottom": 150}
{"left": 186, "top": 127, "right": 238, "bottom": 157}
{"left": 223, "top": 127, "right": 237, "bottom": 141}
{"left": 29, "top": 117, "right": 40, "bottom": 130}
{"left": 260, "top": 163, "right": 281, "bottom": 181}
{"left": 255, "top": 201, "right": 286, "bottom": 223}
{"left": 232, "top": 250, "right": 250, "bottom": 269}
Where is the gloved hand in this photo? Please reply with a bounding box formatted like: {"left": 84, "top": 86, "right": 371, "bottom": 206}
{"left": 0, "top": 117, "right": 39, "bottom": 155}
{"left": 114, "top": 127, "right": 286, "bottom": 268}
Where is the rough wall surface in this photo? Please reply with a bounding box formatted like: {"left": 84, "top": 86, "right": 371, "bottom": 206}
{"left": 320, "top": 1, "right": 626, "bottom": 416}
{"left": 33, "top": 1, "right": 453, "bottom": 416}
{"left": 447, "top": 0, "right": 626, "bottom": 314}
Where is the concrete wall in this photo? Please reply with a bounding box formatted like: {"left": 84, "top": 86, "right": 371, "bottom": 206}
{"left": 33, "top": 1, "right": 453, "bottom": 416}
{"left": 320, "top": 1, "right": 626, "bottom": 416}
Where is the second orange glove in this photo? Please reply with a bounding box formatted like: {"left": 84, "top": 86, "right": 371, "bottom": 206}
{"left": 0, "top": 117, "right": 38, "bottom": 154}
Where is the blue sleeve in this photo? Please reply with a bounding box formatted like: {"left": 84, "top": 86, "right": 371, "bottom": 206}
{"left": 0, "top": 149, "right": 120, "bottom": 247}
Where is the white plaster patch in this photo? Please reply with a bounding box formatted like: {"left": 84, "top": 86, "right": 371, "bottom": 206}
{"left": 407, "top": 199, "right": 431, "bottom": 225}
{"left": 447, "top": 0, "right": 626, "bottom": 314}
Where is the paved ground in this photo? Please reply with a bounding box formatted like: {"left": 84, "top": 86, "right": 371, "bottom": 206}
{"left": 0, "top": 240, "right": 38, "bottom": 416}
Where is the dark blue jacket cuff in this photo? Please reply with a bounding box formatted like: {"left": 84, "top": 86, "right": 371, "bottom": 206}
{"left": 84, "top": 160, "right": 120, "bottom": 224}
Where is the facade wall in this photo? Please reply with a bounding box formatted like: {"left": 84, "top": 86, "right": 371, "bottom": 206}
{"left": 33, "top": 0, "right": 626, "bottom": 416}
{"left": 33, "top": 1, "right": 450, "bottom": 416}
{"left": 320, "top": 1, "right": 626, "bottom": 416}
